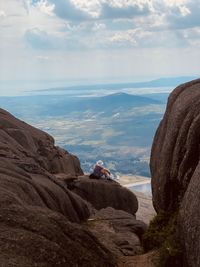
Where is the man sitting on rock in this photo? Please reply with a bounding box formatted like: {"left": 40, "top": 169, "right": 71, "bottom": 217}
{"left": 89, "top": 160, "right": 111, "bottom": 180}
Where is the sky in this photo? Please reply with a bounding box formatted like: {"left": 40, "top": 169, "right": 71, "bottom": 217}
{"left": 0, "top": 0, "right": 200, "bottom": 95}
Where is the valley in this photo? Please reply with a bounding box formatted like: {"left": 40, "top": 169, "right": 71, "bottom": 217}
{"left": 0, "top": 85, "right": 170, "bottom": 180}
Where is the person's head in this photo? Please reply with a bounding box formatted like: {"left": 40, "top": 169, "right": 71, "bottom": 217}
{"left": 96, "top": 160, "right": 103, "bottom": 166}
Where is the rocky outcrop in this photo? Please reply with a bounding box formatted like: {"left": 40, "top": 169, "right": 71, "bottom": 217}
{"left": 87, "top": 207, "right": 147, "bottom": 257}
{"left": 118, "top": 251, "right": 158, "bottom": 267}
{"left": 150, "top": 78, "right": 200, "bottom": 212}
{"left": 0, "top": 108, "right": 83, "bottom": 176}
{"left": 0, "top": 108, "right": 89, "bottom": 223}
{"left": 0, "top": 108, "right": 145, "bottom": 266}
{"left": 0, "top": 204, "right": 115, "bottom": 267}
{"left": 70, "top": 176, "right": 138, "bottom": 215}
{"left": 150, "top": 79, "right": 200, "bottom": 266}
{"left": 0, "top": 108, "right": 117, "bottom": 266}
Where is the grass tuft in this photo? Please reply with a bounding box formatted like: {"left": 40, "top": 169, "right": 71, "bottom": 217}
{"left": 142, "top": 210, "right": 183, "bottom": 267}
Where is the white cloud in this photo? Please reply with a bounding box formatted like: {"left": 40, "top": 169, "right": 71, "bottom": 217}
{"left": 48, "top": 0, "right": 92, "bottom": 21}
{"left": 179, "top": 5, "right": 191, "bottom": 16}
{"left": 109, "top": 30, "right": 138, "bottom": 46}
{"left": 25, "top": 28, "right": 53, "bottom": 49}
{"left": 36, "top": 55, "right": 49, "bottom": 60}
{"left": 92, "top": 22, "right": 106, "bottom": 31}
{"left": 35, "top": 0, "right": 55, "bottom": 15}
{"left": 0, "top": 10, "right": 6, "bottom": 18}
{"left": 71, "top": 0, "right": 101, "bottom": 18}
{"left": 0, "top": 0, "right": 200, "bottom": 95}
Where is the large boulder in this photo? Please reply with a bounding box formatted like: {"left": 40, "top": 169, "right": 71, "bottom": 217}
{"left": 70, "top": 176, "right": 138, "bottom": 215}
{"left": 178, "top": 163, "right": 200, "bottom": 267}
{"left": 150, "top": 79, "right": 200, "bottom": 212}
{"left": 0, "top": 108, "right": 83, "bottom": 176}
{"left": 0, "top": 108, "right": 116, "bottom": 266}
{"left": 150, "top": 79, "right": 200, "bottom": 267}
{"left": 0, "top": 204, "right": 115, "bottom": 267}
{"left": 0, "top": 108, "right": 89, "bottom": 223}
{"left": 87, "top": 207, "right": 147, "bottom": 257}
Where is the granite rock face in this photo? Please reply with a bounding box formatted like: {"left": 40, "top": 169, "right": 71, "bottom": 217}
{"left": 0, "top": 108, "right": 89, "bottom": 223}
{"left": 0, "top": 108, "right": 116, "bottom": 266}
{"left": 88, "top": 207, "right": 147, "bottom": 257}
{"left": 0, "top": 108, "right": 145, "bottom": 266}
{"left": 150, "top": 79, "right": 200, "bottom": 267}
{"left": 150, "top": 79, "right": 200, "bottom": 212}
{"left": 0, "top": 108, "right": 83, "bottom": 177}
{"left": 71, "top": 176, "right": 138, "bottom": 215}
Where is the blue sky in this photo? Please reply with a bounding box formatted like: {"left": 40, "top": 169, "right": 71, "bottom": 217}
{"left": 0, "top": 0, "right": 200, "bottom": 95}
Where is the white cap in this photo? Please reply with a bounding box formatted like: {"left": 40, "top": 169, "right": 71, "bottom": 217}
{"left": 96, "top": 160, "right": 103, "bottom": 166}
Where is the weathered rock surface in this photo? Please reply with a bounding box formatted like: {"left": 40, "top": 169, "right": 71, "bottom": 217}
{"left": 87, "top": 207, "right": 147, "bottom": 257}
{"left": 0, "top": 108, "right": 83, "bottom": 177}
{"left": 0, "top": 108, "right": 116, "bottom": 266}
{"left": 0, "top": 204, "right": 115, "bottom": 267}
{"left": 0, "top": 108, "right": 146, "bottom": 266}
{"left": 178, "top": 162, "right": 200, "bottom": 267}
{"left": 70, "top": 176, "right": 138, "bottom": 215}
{"left": 0, "top": 108, "right": 90, "bottom": 223}
{"left": 150, "top": 78, "right": 200, "bottom": 212}
{"left": 117, "top": 251, "right": 159, "bottom": 267}
{"left": 150, "top": 79, "right": 200, "bottom": 267}
{"left": 134, "top": 191, "right": 156, "bottom": 225}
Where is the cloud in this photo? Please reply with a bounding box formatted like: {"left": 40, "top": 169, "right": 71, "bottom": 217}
{"left": 44, "top": 0, "right": 153, "bottom": 21}
{"left": 92, "top": 22, "right": 106, "bottom": 31}
{"left": 166, "top": 2, "right": 200, "bottom": 29}
{"left": 1, "top": 0, "right": 200, "bottom": 91}
{"left": 107, "top": 27, "right": 188, "bottom": 49}
{"left": 100, "top": 1, "right": 151, "bottom": 19}
{"left": 0, "top": 10, "right": 6, "bottom": 18}
{"left": 24, "top": 0, "right": 200, "bottom": 51}
{"left": 108, "top": 30, "right": 138, "bottom": 47}
{"left": 178, "top": 27, "right": 200, "bottom": 47}
{"left": 35, "top": 0, "right": 55, "bottom": 15}
{"left": 48, "top": 0, "right": 92, "bottom": 21}
{"left": 36, "top": 55, "right": 49, "bottom": 60}
{"left": 24, "top": 26, "right": 89, "bottom": 50}
{"left": 24, "top": 28, "right": 54, "bottom": 49}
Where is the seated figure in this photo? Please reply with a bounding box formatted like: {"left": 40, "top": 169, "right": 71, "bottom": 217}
{"left": 90, "top": 160, "right": 111, "bottom": 179}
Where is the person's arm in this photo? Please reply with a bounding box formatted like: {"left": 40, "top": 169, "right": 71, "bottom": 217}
{"left": 104, "top": 168, "right": 110, "bottom": 174}
{"left": 102, "top": 168, "right": 110, "bottom": 176}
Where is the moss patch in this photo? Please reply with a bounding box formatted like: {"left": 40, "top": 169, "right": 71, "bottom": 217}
{"left": 142, "top": 211, "right": 182, "bottom": 267}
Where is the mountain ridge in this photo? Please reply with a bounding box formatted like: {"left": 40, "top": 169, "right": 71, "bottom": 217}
{"left": 30, "top": 76, "right": 196, "bottom": 93}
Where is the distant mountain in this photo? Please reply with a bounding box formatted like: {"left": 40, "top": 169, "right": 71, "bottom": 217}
{"left": 130, "top": 76, "right": 196, "bottom": 88}
{"left": 0, "top": 92, "right": 162, "bottom": 117}
{"left": 33, "top": 76, "right": 197, "bottom": 93}
{"left": 43, "top": 92, "right": 162, "bottom": 115}
{"left": 78, "top": 93, "right": 161, "bottom": 113}
{"left": 142, "top": 93, "right": 169, "bottom": 103}
{"left": 96, "top": 92, "right": 160, "bottom": 104}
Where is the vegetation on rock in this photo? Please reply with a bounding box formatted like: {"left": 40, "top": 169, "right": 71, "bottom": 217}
{"left": 143, "top": 211, "right": 182, "bottom": 267}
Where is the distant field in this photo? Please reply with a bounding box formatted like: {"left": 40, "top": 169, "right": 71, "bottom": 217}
{"left": 0, "top": 87, "right": 168, "bottom": 177}
{"left": 118, "top": 175, "right": 150, "bottom": 186}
